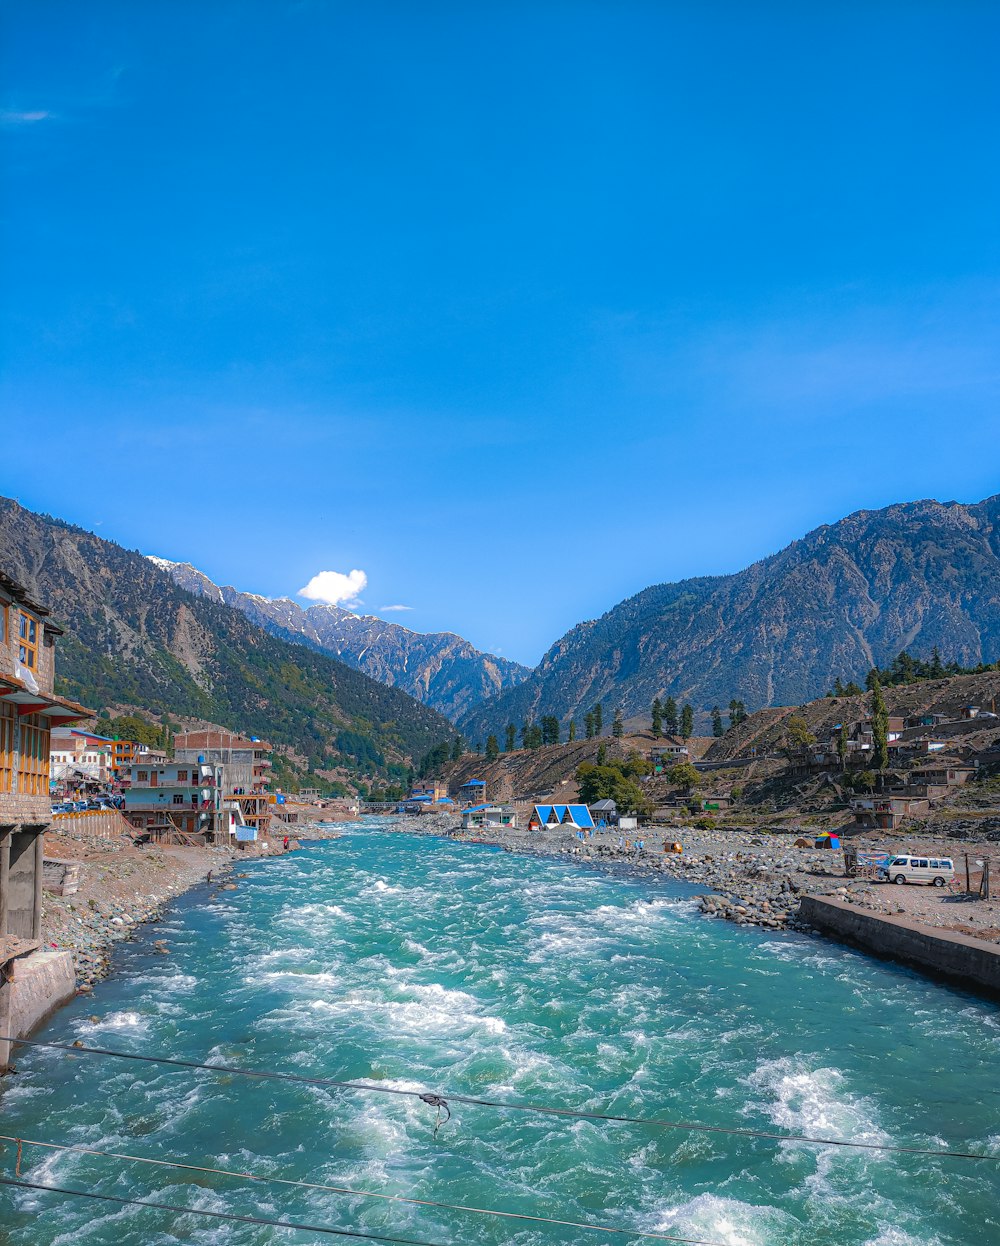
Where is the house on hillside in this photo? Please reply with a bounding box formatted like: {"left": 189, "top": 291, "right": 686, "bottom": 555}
{"left": 458, "top": 778, "right": 487, "bottom": 805}
{"left": 528, "top": 803, "right": 595, "bottom": 831}
{"left": 0, "top": 571, "right": 91, "bottom": 1071}
{"left": 651, "top": 739, "right": 689, "bottom": 771}
{"left": 852, "top": 795, "right": 929, "bottom": 831}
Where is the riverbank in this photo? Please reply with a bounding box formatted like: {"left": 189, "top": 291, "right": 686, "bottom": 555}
{"left": 39, "top": 820, "right": 340, "bottom": 990}
{"left": 385, "top": 814, "right": 1000, "bottom": 940}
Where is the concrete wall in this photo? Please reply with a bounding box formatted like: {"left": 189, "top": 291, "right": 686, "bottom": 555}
{"left": 800, "top": 896, "right": 1000, "bottom": 997}
{"left": 0, "top": 949, "right": 76, "bottom": 1070}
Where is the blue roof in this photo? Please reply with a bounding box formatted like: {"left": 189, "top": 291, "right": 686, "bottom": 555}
{"left": 464, "top": 804, "right": 490, "bottom": 813}
{"left": 460, "top": 779, "right": 486, "bottom": 787}
{"left": 532, "top": 803, "right": 595, "bottom": 829}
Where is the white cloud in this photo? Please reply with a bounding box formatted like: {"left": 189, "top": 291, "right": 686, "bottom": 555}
{"left": 299, "top": 568, "right": 367, "bottom": 608}
{"left": 380, "top": 604, "right": 413, "bottom": 612}
{"left": 1, "top": 110, "right": 51, "bottom": 125}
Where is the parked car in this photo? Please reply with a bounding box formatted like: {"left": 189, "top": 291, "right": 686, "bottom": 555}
{"left": 884, "top": 854, "right": 956, "bottom": 887}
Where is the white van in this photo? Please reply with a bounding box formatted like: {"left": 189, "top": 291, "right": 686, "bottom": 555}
{"left": 884, "top": 854, "right": 956, "bottom": 887}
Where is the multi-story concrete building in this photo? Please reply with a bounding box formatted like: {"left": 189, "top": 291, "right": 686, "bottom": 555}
{"left": 49, "top": 727, "right": 115, "bottom": 785}
{"left": 0, "top": 570, "right": 90, "bottom": 1070}
{"left": 122, "top": 759, "right": 229, "bottom": 838}
{"left": 174, "top": 730, "right": 273, "bottom": 840}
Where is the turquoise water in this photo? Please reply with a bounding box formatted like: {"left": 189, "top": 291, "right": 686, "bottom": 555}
{"left": 1, "top": 821, "right": 998, "bottom": 1246}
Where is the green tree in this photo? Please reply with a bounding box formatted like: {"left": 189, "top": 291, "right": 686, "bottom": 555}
{"left": 575, "top": 761, "right": 653, "bottom": 817}
{"left": 541, "top": 715, "right": 561, "bottom": 746}
{"left": 870, "top": 673, "right": 890, "bottom": 770}
{"left": 929, "top": 646, "right": 945, "bottom": 679}
{"left": 663, "top": 696, "right": 678, "bottom": 735}
{"left": 505, "top": 723, "right": 517, "bottom": 752}
{"left": 854, "top": 769, "right": 877, "bottom": 793}
{"left": 785, "top": 714, "right": 816, "bottom": 750}
{"left": 485, "top": 734, "right": 499, "bottom": 761}
{"left": 612, "top": 708, "right": 624, "bottom": 738}
{"left": 667, "top": 761, "right": 700, "bottom": 792}
{"left": 451, "top": 735, "right": 465, "bottom": 762}
{"left": 728, "top": 699, "right": 747, "bottom": 728}
{"left": 584, "top": 712, "right": 595, "bottom": 739}
{"left": 568, "top": 720, "right": 577, "bottom": 742}
{"left": 651, "top": 698, "right": 662, "bottom": 738}
{"left": 680, "top": 704, "right": 694, "bottom": 739}
{"left": 593, "top": 703, "right": 604, "bottom": 736}
{"left": 596, "top": 742, "right": 607, "bottom": 765}
{"left": 711, "top": 706, "right": 723, "bottom": 737}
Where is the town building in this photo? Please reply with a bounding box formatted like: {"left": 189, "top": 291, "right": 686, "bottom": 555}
{"left": 122, "top": 759, "right": 230, "bottom": 838}
{"left": 461, "top": 804, "right": 517, "bottom": 831}
{"left": 174, "top": 730, "right": 273, "bottom": 840}
{"left": 457, "top": 778, "right": 487, "bottom": 805}
{"left": 651, "top": 740, "right": 689, "bottom": 771}
{"left": 528, "top": 803, "right": 595, "bottom": 830}
{"left": 49, "top": 727, "right": 115, "bottom": 785}
{"left": 0, "top": 571, "right": 90, "bottom": 1071}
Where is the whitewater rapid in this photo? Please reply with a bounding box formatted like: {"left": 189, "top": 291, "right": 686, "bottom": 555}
{"left": 1, "top": 821, "right": 998, "bottom": 1245}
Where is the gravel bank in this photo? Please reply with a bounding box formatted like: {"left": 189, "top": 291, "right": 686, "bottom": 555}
{"left": 384, "top": 815, "right": 1000, "bottom": 941}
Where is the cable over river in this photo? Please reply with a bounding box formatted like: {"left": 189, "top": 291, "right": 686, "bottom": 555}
{"left": 1, "top": 820, "right": 998, "bottom": 1245}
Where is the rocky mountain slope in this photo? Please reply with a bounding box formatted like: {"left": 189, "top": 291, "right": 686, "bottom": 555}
{"left": 154, "top": 559, "right": 529, "bottom": 722}
{"left": 0, "top": 498, "right": 454, "bottom": 783}
{"left": 459, "top": 496, "right": 1000, "bottom": 740}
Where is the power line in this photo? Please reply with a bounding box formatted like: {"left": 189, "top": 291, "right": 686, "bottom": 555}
{"left": 3, "top": 1034, "right": 994, "bottom": 1161}
{"left": 0, "top": 1131, "right": 719, "bottom": 1245}
{"left": 0, "top": 1174, "right": 448, "bottom": 1245}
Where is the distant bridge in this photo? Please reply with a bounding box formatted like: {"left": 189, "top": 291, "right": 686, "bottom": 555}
{"left": 358, "top": 801, "right": 400, "bottom": 814}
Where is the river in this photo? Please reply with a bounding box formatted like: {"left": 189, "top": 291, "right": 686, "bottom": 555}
{"left": 1, "top": 821, "right": 998, "bottom": 1245}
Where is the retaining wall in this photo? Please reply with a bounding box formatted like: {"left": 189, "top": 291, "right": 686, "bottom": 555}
{"left": 800, "top": 896, "right": 1000, "bottom": 997}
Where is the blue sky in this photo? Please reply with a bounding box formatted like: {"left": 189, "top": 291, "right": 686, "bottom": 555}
{"left": 2, "top": 2, "right": 999, "bottom": 665}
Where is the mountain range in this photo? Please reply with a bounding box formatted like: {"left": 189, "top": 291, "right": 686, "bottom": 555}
{"left": 153, "top": 559, "right": 529, "bottom": 722}
{"left": 458, "top": 495, "right": 1000, "bottom": 741}
{"left": 0, "top": 498, "right": 454, "bottom": 785}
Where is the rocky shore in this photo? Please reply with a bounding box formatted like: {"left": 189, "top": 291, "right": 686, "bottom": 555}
{"left": 386, "top": 814, "right": 1000, "bottom": 941}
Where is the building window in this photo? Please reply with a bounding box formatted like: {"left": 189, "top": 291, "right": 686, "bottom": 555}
{"left": 137, "top": 769, "right": 148, "bottom": 782}
{"left": 18, "top": 612, "right": 38, "bottom": 670}
{"left": 0, "top": 702, "right": 14, "bottom": 793}
{"left": 17, "top": 713, "right": 48, "bottom": 796}
{"left": 177, "top": 769, "right": 188, "bottom": 782}
{"left": 173, "top": 794, "right": 184, "bottom": 805}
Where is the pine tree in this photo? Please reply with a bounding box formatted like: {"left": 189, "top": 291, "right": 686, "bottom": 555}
{"left": 680, "top": 704, "right": 694, "bottom": 739}
{"left": 584, "top": 712, "right": 595, "bottom": 739}
{"left": 596, "top": 742, "right": 607, "bottom": 765}
{"left": 485, "top": 734, "right": 499, "bottom": 761}
{"left": 711, "top": 706, "right": 723, "bottom": 737}
{"left": 612, "top": 708, "right": 624, "bottom": 738}
{"left": 593, "top": 703, "right": 603, "bottom": 736}
{"left": 651, "top": 697, "right": 662, "bottom": 738}
{"left": 568, "top": 720, "right": 577, "bottom": 741}
{"left": 728, "top": 699, "right": 746, "bottom": 728}
{"left": 663, "top": 696, "right": 678, "bottom": 735}
{"left": 451, "top": 736, "right": 465, "bottom": 762}
{"left": 870, "top": 673, "right": 889, "bottom": 770}
{"left": 505, "top": 723, "right": 517, "bottom": 752}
